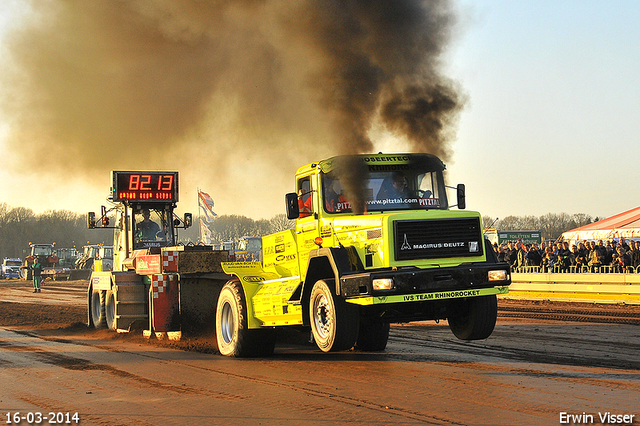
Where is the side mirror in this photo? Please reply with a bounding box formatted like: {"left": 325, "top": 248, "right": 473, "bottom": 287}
{"left": 457, "top": 184, "right": 466, "bottom": 210}
{"left": 100, "top": 206, "right": 110, "bottom": 226}
{"left": 184, "top": 213, "right": 193, "bottom": 228}
{"left": 285, "top": 193, "right": 300, "bottom": 220}
{"left": 87, "top": 212, "right": 96, "bottom": 229}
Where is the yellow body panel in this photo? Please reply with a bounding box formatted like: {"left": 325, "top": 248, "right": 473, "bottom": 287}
{"left": 221, "top": 261, "right": 282, "bottom": 328}
{"left": 251, "top": 277, "right": 303, "bottom": 326}
{"left": 262, "top": 230, "right": 299, "bottom": 277}
{"left": 224, "top": 233, "right": 306, "bottom": 327}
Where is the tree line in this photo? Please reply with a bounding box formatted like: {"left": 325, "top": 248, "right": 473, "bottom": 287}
{"left": 482, "top": 213, "right": 596, "bottom": 241}
{"left": 0, "top": 203, "right": 111, "bottom": 259}
{"left": 0, "top": 202, "right": 295, "bottom": 259}
{"left": 196, "top": 214, "right": 295, "bottom": 244}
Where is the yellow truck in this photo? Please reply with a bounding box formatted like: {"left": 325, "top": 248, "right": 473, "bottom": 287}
{"left": 87, "top": 155, "right": 511, "bottom": 358}
{"left": 218, "top": 153, "right": 511, "bottom": 356}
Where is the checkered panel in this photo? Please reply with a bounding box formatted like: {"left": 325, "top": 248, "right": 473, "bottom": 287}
{"left": 150, "top": 273, "right": 178, "bottom": 332}
{"left": 162, "top": 250, "right": 179, "bottom": 272}
{"left": 151, "top": 274, "right": 176, "bottom": 299}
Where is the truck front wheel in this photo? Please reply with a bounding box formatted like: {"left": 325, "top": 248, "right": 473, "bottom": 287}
{"left": 216, "top": 279, "right": 275, "bottom": 357}
{"left": 355, "top": 320, "right": 390, "bottom": 351}
{"left": 448, "top": 295, "right": 497, "bottom": 340}
{"left": 90, "top": 288, "right": 107, "bottom": 329}
{"left": 309, "top": 279, "right": 359, "bottom": 352}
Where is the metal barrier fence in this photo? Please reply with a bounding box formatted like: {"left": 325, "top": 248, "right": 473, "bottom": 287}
{"left": 507, "top": 270, "right": 640, "bottom": 305}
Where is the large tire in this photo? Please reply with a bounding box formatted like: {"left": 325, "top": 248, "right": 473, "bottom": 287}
{"left": 85, "top": 258, "right": 94, "bottom": 271}
{"left": 448, "top": 295, "right": 498, "bottom": 340}
{"left": 20, "top": 268, "right": 30, "bottom": 280}
{"left": 309, "top": 279, "right": 359, "bottom": 352}
{"left": 105, "top": 290, "right": 116, "bottom": 330}
{"left": 90, "top": 288, "right": 107, "bottom": 329}
{"left": 355, "top": 320, "right": 390, "bottom": 351}
{"left": 216, "top": 279, "right": 275, "bottom": 357}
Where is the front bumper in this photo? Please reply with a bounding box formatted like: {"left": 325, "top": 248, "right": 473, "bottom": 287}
{"left": 339, "top": 263, "right": 511, "bottom": 306}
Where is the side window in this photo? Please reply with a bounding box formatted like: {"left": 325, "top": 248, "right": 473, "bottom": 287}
{"left": 418, "top": 172, "right": 436, "bottom": 198}
{"left": 298, "top": 177, "right": 313, "bottom": 218}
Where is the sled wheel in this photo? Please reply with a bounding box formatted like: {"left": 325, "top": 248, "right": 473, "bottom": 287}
{"left": 90, "top": 288, "right": 107, "bottom": 329}
{"left": 105, "top": 290, "right": 116, "bottom": 330}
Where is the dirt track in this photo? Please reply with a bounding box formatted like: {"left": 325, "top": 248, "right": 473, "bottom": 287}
{"left": 0, "top": 279, "right": 85, "bottom": 327}
{"left": 1, "top": 278, "right": 639, "bottom": 425}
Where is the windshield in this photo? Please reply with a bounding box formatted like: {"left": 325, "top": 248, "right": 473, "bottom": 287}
{"left": 85, "top": 247, "right": 99, "bottom": 257}
{"left": 322, "top": 166, "right": 447, "bottom": 214}
{"left": 5, "top": 261, "right": 21, "bottom": 266}
{"left": 33, "top": 246, "right": 53, "bottom": 256}
{"left": 133, "top": 206, "right": 175, "bottom": 248}
{"left": 56, "top": 249, "right": 75, "bottom": 259}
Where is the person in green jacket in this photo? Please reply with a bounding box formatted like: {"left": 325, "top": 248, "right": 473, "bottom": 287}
{"left": 31, "top": 256, "right": 42, "bottom": 293}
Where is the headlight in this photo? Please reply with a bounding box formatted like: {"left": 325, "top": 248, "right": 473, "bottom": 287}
{"left": 372, "top": 278, "right": 395, "bottom": 291}
{"left": 488, "top": 270, "right": 508, "bottom": 282}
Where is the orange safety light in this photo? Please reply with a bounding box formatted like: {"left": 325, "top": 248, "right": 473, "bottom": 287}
{"left": 314, "top": 237, "right": 323, "bottom": 247}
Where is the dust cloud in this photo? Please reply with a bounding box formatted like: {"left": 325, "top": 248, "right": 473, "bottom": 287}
{"left": 0, "top": 0, "right": 464, "bottom": 218}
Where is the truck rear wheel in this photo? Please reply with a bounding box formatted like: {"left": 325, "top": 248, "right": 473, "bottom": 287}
{"left": 105, "top": 290, "right": 116, "bottom": 330}
{"left": 309, "top": 279, "right": 359, "bottom": 352}
{"left": 448, "top": 295, "right": 497, "bottom": 340}
{"left": 355, "top": 320, "right": 390, "bottom": 351}
{"left": 216, "top": 279, "right": 275, "bottom": 357}
{"left": 90, "top": 288, "right": 107, "bottom": 329}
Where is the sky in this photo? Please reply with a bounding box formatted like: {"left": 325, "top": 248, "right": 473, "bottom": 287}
{"left": 0, "top": 0, "right": 638, "bottom": 222}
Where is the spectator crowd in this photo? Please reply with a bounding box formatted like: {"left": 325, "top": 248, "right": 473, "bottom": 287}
{"left": 494, "top": 238, "right": 640, "bottom": 273}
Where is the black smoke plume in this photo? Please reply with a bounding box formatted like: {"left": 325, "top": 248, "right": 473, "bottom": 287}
{"left": 0, "top": 0, "right": 463, "bottom": 217}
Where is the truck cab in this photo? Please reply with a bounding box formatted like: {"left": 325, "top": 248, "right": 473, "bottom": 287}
{"left": 1, "top": 258, "right": 22, "bottom": 279}
{"left": 19, "top": 243, "right": 59, "bottom": 280}
{"left": 109, "top": 203, "right": 180, "bottom": 271}
{"left": 87, "top": 171, "right": 193, "bottom": 331}
{"left": 75, "top": 245, "right": 101, "bottom": 270}
{"left": 55, "top": 247, "right": 78, "bottom": 269}
{"left": 285, "top": 153, "right": 463, "bottom": 273}
{"left": 96, "top": 246, "right": 113, "bottom": 271}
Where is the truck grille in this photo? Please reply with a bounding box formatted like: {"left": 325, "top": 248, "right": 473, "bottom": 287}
{"left": 394, "top": 218, "right": 483, "bottom": 261}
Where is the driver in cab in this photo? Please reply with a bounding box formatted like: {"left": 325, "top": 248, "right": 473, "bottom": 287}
{"left": 377, "top": 171, "right": 409, "bottom": 200}
{"left": 136, "top": 208, "right": 161, "bottom": 240}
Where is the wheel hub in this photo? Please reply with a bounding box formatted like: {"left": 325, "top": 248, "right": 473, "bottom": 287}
{"left": 314, "top": 295, "right": 333, "bottom": 339}
{"left": 220, "top": 302, "right": 235, "bottom": 344}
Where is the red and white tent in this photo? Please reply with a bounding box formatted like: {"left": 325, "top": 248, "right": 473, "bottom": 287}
{"left": 561, "top": 206, "right": 640, "bottom": 244}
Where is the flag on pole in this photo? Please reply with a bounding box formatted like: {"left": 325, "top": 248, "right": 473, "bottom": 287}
{"left": 198, "top": 190, "right": 217, "bottom": 222}
{"left": 199, "top": 190, "right": 215, "bottom": 210}
{"left": 200, "top": 219, "right": 212, "bottom": 244}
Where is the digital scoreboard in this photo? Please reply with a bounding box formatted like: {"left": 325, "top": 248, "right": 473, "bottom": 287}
{"left": 112, "top": 171, "right": 179, "bottom": 202}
